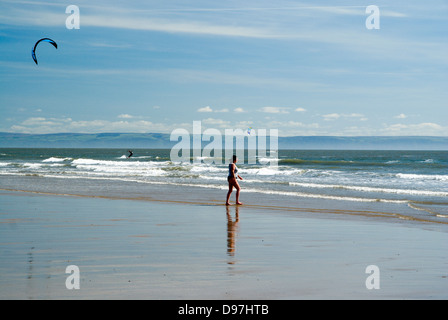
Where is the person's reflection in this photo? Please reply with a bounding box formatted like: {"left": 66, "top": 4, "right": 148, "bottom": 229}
{"left": 226, "top": 205, "right": 239, "bottom": 264}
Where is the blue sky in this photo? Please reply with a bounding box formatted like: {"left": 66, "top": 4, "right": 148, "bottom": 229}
{"left": 0, "top": 0, "right": 447, "bottom": 136}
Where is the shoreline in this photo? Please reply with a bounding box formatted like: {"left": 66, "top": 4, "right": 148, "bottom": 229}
{"left": 2, "top": 186, "right": 448, "bottom": 227}
{"left": 1, "top": 189, "right": 447, "bottom": 299}
{"left": 1, "top": 173, "right": 448, "bottom": 228}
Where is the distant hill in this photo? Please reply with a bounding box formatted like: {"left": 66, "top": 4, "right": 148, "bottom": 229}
{"left": 0, "top": 132, "right": 446, "bottom": 150}
{"left": 0, "top": 132, "right": 172, "bottom": 148}
{"left": 278, "top": 136, "right": 448, "bottom": 150}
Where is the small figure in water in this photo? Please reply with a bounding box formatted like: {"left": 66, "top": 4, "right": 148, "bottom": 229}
{"left": 127, "top": 150, "right": 133, "bottom": 158}
{"left": 226, "top": 155, "right": 243, "bottom": 205}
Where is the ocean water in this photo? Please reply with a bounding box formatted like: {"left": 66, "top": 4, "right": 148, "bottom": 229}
{"left": 1, "top": 148, "right": 447, "bottom": 223}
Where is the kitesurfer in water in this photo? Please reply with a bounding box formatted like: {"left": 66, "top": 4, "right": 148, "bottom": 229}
{"left": 127, "top": 150, "right": 133, "bottom": 158}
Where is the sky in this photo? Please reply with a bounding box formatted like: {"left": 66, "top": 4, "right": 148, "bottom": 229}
{"left": 0, "top": 0, "right": 447, "bottom": 137}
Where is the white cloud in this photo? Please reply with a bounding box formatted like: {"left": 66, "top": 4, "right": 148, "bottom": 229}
{"left": 21, "top": 117, "right": 46, "bottom": 124}
{"left": 346, "top": 113, "right": 368, "bottom": 121}
{"left": 234, "top": 107, "right": 245, "bottom": 113}
{"left": 269, "top": 120, "right": 319, "bottom": 128}
{"left": 346, "top": 113, "right": 364, "bottom": 118}
{"left": 87, "top": 16, "right": 281, "bottom": 39}
{"left": 8, "top": 116, "right": 180, "bottom": 134}
{"left": 236, "top": 120, "right": 253, "bottom": 127}
{"left": 197, "top": 106, "right": 229, "bottom": 113}
{"left": 201, "top": 118, "right": 230, "bottom": 127}
{"left": 322, "top": 113, "right": 367, "bottom": 121}
{"left": 20, "top": 117, "right": 72, "bottom": 127}
{"left": 380, "top": 122, "right": 447, "bottom": 136}
{"left": 395, "top": 113, "right": 407, "bottom": 119}
{"left": 118, "top": 114, "right": 134, "bottom": 119}
{"left": 295, "top": 108, "right": 306, "bottom": 112}
{"left": 259, "top": 106, "right": 289, "bottom": 114}
{"left": 197, "top": 106, "right": 213, "bottom": 112}
{"left": 322, "top": 113, "right": 341, "bottom": 121}
{"left": 265, "top": 120, "right": 320, "bottom": 136}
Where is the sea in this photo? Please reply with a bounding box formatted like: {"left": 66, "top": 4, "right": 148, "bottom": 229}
{"left": 1, "top": 148, "right": 447, "bottom": 224}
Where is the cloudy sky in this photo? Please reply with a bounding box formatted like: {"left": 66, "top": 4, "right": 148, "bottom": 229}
{"left": 0, "top": 0, "right": 447, "bottom": 136}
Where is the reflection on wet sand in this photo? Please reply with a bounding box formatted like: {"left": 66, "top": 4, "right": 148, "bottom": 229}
{"left": 226, "top": 205, "right": 239, "bottom": 265}
{"left": 27, "top": 246, "right": 34, "bottom": 299}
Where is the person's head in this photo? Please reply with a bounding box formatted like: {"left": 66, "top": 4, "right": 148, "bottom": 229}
{"left": 232, "top": 155, "right": 237, "bottom": 163}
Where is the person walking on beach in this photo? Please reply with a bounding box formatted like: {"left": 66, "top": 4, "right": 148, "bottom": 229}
{"left": 226, "top": 155, "right": 243, "bottom": 205}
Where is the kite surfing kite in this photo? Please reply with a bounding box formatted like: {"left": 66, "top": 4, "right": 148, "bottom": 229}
{"left": 31, "top": 38, "right": 58, "bottom": 65}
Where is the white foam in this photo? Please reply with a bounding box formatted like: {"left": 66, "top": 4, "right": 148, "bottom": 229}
{"left": 190, "top": 165, "right": 225, "bottom": 173}
{"left": 0, "top": 170, "right": 420, "bottom": 205}
{"left": 239, "top": 187, "right": 408, "bottom": 204}
{"left": 257, "top": 157, "right": 279, "bottom": 164}
{"left": 72, "top": 158, "right": 170, "bottom": 167}
{"left": 243, "top": 167, "right": 303, "bottom": 176}
{"left": 116, "top": 155, "right": 153, "bottom": 159}
{"left": 23, "top": 163, "right": 44, "bottom": 169}
{"left": 194, "top": 156, "right": 212, "bottom": 161}
{"left": 396, "top": 173, "right": 448, "bottom": 181}
{"left": 289, "top": 182, "right": 448, "bottom": 197}
{"left": 42, "top": 157, "right": 72, "bottom": 162}
{"left": 46, "top": 163, "right": 66, "bottom": 167}
{"left": 198, "top": 175, "right": 229, "bottom": 182}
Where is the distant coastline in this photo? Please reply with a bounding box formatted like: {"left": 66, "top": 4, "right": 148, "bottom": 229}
{"left": 0, "top": 132, "right": 447, "bottom": 150}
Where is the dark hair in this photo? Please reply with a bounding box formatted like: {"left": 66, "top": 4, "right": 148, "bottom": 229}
{"left": 232, "top": 155, "right": 237, "bottom": 162}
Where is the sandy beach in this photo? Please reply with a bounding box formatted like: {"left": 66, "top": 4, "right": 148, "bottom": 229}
{"left": 1, "top": 187, "right": 447, "bottom": 300}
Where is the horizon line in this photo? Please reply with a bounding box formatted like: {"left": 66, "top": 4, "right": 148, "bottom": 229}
{"left": 1, "top": 132, "right": 447, "bottom": 138}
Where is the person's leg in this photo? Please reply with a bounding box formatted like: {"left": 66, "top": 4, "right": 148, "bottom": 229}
{"left": 226, "top": 181, "right": 233, "bottom": 205}
{"left": 235, "top": 182, "right": 242, "bottom": 205}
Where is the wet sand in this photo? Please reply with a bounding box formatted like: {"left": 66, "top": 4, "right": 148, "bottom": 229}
{"left": 0, "top": 189, "right": 447, "bottom": 299}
